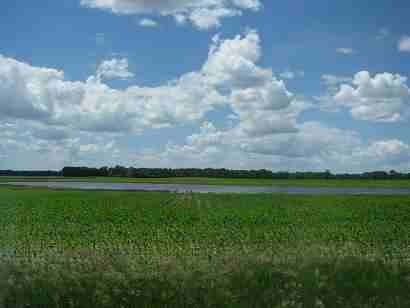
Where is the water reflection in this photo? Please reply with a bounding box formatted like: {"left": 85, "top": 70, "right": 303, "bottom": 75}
{"left": 3, "top": 181, "right": 410, "bottom": 195}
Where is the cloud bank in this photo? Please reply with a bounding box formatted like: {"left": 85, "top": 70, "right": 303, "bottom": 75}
{"left": 1, "top": 31, "right": 410, "bottom": 171}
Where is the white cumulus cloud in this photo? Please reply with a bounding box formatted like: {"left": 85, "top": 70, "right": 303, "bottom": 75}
{"left": 80, "top": 0, "right": 261, "bottom": 30}
{"left": 1, "top": 30, "right": 298, "bottom": 137}
{"left": 96, "top": 58, "right": 134, "bottom": 80}
{"left": 318, "top": 71, "right": 410, "bottom": 122}
{"left": 3, "top": 29, "right": 410, "bottom": 172}
{"left": 148, "top": 120, "right": 410, "bottom": 172}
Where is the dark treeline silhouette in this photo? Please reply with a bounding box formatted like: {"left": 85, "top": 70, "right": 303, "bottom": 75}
{"left": 1, "top": 167, "right": 410, "bottom": 180}
{"left": 61, "top": 166, "right": 274, "bottom": 179}
{"left": 0, "top": 170, "right": 60, "bottom": 177}
{"left": 57, "top": 166, "right": 410, "bottom": 180}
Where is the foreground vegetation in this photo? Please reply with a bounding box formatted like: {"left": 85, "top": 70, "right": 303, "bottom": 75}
{"left": 1, "top": 186, "right": 410, "bottom": 307}
{"left": 2, "top": 175, "right": 410, "bottom": 188}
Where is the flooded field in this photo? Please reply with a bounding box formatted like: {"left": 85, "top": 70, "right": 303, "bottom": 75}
{"left": 3, "top": 181, "right": 410, "bottom": 195}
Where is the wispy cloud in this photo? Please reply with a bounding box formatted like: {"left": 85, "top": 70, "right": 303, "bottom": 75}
{"left": 321, "top": 74, "right": 353, "bottom": 86}
{"left": 80, "top": 0, "right": 261, "bottom": 30}
{"left": 398, "top": 36, "right": 410, "bottom": 52}
{"left": 376, "top": 27, "right": 390, "bottom": 40}
{"left": 96, "top": 33, "right": 105, "bottom": 45}
{"left": 279, "top": 70, "right": 305, "bottom": 80}
{"left": 139, "top": 18, "right": 158, "bottom": 28}
{"left": 336, "top": 48, "right": 355, "bottom": 55}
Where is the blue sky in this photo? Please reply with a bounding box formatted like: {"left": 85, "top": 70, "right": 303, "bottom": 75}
{"left": 1, "top": 0, "right": 410, "bottom": 172}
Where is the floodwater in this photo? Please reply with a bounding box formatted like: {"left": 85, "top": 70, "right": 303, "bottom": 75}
{"left": 2, "top": 181, "right": 410, "bottom": 195}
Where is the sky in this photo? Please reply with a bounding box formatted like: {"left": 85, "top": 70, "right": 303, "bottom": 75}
{"left": 1, "top": 0, "right": 410, "bottom": 172}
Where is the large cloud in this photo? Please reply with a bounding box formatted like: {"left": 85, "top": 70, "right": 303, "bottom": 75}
{"left": 0, "top": 31, "right": 298, "bottom": 136}
{"left": 0, "top": 55, "right": 85, "bottom": 121}
{"left": 0, "top": 30, "right": 320, "bottom": 170}
{"left": 2, "top": 31, "right": 410, "bottom": 172}
{"left": 80, "top": 0, "right": 261, "bottom": 29}
{"left": 319, "top": 71, "right": 410, "bottom": 122}
{"left": 183, "top": 121, "right": 361, "bottom": 159}
{"left": 0, "top": 57, "right": 222, "bottom": 133}
{"left": 203, "top": 31, "right": 300, "bottom": 137}
{"left": 0, "top": 120, "right": 121, "bottom": 170}
{"left": 356, "top": 139, "right": 410, "bottom": 161}
{"left": 150, "top": 120, "right": 410, "bottom": 172}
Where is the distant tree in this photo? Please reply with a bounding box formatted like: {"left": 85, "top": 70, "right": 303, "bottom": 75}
{"left": 54, "top": 166, "right": 410, "bottom": 180}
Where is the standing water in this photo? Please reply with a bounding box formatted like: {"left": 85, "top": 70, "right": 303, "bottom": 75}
{"left": 2, "top": 181, "right": 410, "bottom": 195}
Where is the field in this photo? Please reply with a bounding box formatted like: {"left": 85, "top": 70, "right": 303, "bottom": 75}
{"left": 1, "top": 186, "right": 410, "bottom": 307}
{"left": 2, "top": 175, "right": 410, "bottom": 188}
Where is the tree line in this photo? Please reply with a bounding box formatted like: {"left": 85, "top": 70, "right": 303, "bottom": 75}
{"left": 0, "top": 170, "right": 60, "bottom": 177}
{"left": 1, "top": 167, "right": 410, "bottom": 180}
{"left": 60, "top": 167, "right": 410, "bottom": 180}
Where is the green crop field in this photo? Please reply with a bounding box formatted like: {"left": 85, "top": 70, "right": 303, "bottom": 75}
{"left": 2, "top": 175, "right": 410, "bottom": 188}
{"left": 1, "top": 186, "right": 410, "bottom": 307}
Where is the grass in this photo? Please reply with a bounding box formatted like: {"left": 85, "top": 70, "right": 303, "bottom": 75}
{"left": 1, "top": 186, "right": 410, "bottom": 307}
{"left": 1, "top": 175, "right": 410, "bottom": 188}
{"left": 3, "top": 254, "right": 410, "bottom": 308}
